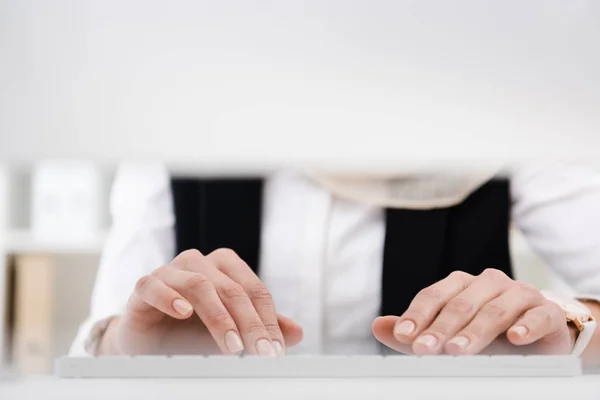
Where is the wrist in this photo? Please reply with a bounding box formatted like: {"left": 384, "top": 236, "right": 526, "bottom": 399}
{"left": 95, "top": 316, "right": 123, "bottom": 356}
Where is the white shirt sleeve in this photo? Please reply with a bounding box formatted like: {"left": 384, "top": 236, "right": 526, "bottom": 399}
{"left": 68, "top": 162, "right": 176, "bottom": 356}
{"left": 511, "top": 161, "right": 600, "bottom": 295}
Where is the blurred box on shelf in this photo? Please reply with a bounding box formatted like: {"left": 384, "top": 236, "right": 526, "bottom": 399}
{"left": 12, "top": 254, "right": 55, "bottom": 375}
{"left": 31, "top": 161, "right": 103, "bottom": 243}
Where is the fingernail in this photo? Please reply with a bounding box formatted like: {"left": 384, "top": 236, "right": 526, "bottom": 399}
{"left": 225, "top": 331, "right": 244, "bottom": 353}
{"left": 414, "top": 334, "right": 438, "bottom": 349}
{"left": 273, "top": 341, "right": 285, "bottom": 356}
{"left": 394, "top": 320, "right": 416, "bottom": 337}
{"left": 511, "top": 325, "right": 529, "bottom": 337}
{"left": 172, "top": 299, "right": 193, "bottom": 316}
{"left": 448, "top": 336, "right": 470, "bottom": 349}
{"left": 256, "top": 339, "right": 276, "bottom": 357}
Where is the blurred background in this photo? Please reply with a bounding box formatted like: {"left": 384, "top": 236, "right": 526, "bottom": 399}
{"left": 1, "top": 0, "right": 599, "bottom": 376}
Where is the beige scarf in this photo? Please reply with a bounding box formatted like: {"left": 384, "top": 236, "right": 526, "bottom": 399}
{"left": 304, "top": 167, "right": 504, "bottom": 210}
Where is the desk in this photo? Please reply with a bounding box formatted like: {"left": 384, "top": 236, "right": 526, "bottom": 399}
{"left": 2, "top": 375, "right": 599, "bottom": 400}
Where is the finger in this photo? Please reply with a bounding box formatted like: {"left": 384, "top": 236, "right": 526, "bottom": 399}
{"left": 197, "top": 266, "right": 278, "bottom": 356}
{"left": 277, "top": 314, "right": 304, "bottom": 347}
{"left": 128, "top": 274, "right": 194, "bottom": 324}
{"left": 413, "top": 268, "right": 512, "bottom": 355}
{"left": 393, "top": 271, "right": 475, "bottom": 344}
{"left": 446, "top": 283, "right": 545, "bottom": 355}
{"left": 152, "top": 266, "right": 245, "bottom": 355}
{"left": 171, "top": 250, "right": 279, "bottom": 356}
{"left": 372, "top": 316, "right": 414, "bottom": 354}
{"left": 506, "top": 302, "right": 571, "bottom": 354}
{"left": 209, "top": 248, "right": 286, "bottom": 354}
{"left": 171, "top": 249, "right": 211, "bottom": 272}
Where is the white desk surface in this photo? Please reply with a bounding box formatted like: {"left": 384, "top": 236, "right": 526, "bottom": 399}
{"left": 2, "top": 375, "right": 599, "bottom": 400}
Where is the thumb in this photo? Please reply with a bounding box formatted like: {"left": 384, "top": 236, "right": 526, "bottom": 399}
{"left": 277, "top": 314, "right": 304, "bottom": 348}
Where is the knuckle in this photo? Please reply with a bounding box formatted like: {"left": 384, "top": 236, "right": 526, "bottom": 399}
{"left": 126, "top": 296, "right": 156, "bottom": 323}
{"left": 183, "top": 273, "right": 212, "bottom": 293}
{"left": 220, "top": 283, "right": 248, "bottom": 302}
{"left": 533, "top": 308, "right": 553, "bottom": 326}
{"left": 417, "top": 287, "right": 444, "bottom": 302}
{"left": 542, "top": 303, "right": 562, "bottom": 322}
{"left": 448, "top": 271, "right": 472, "bottom": 290}
{"left": 247, "top": 283, "right": 273, "bottom": 303}
{"left": 150, "top": 265, "right": 170, "bottom": 277}
{"left": 264, "top": 322, "right": 282, "bottom": 336}
{"left": 449, "top": 270, "right": 470, "bottom": 280}
{"left": 173, "top": 249, "right": 204, "bottom": 269}
{"left": 405, "top": 305, "right": 433, "bottom": 322}
{"left": 516, "top": 281, "right": 538, "bottom": 293}
{"left": 211, "top": 247, "right": 238, "bottom": 260}
{"left": 205, "top": 311, "right": 234, "bottom": 327}
{"left": 134, "top": 275, "right": 154, "bottom": 292}
{"left": 543, "top": 308, "right": 555, "bottom": 324}
{"left": 514, "top": 282, "right": 543, "bottom": 301}
{"left": 179, "top": 248, "right": 203, "bottom": 260}
{"left": 245, "top": 320, "right": 268, "bottom": 335}
{"left": 480, "top": 303, "right": 508, "bottom": 320}
{"left": 445, "top": 297, "right": 475, "bottom": 315}
{"left": 480, "top": 268, "right": 509, "bottom": 281}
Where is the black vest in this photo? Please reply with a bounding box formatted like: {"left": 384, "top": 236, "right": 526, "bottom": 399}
{"left": 170, "top": 177, "right": 513, "bottom": 317}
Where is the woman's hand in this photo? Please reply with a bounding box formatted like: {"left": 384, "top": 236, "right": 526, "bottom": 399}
{"left": 101, "top": 249, "right": 303, "bottom": 356}
{"left": 373, "top": 269, "right": 575, "bottom": 356}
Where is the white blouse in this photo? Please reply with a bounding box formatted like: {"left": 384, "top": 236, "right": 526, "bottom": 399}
{"left": 70, "top": 161, "right": 600, "bottom": 356}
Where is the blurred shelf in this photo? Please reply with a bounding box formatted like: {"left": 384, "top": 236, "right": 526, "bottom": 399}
{"left": 1, "top": 229, "right": 108, "bottom": 254}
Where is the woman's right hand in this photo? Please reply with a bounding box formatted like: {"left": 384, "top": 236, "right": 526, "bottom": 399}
{"left": 99, "top": 249, "right": 303, "bottom": 357}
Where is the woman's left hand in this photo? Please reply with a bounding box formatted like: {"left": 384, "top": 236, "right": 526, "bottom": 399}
{"left": 373, "top": 269, "right": 576, "bottom": 356}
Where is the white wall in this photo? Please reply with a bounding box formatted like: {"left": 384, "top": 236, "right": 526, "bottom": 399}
{"left": 1, "top": 1, "right": 599, "bottom": 171}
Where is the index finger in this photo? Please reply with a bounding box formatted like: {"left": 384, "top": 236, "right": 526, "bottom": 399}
{"left": 372, "top": 316, "right": 414, "bottom": 354}
{"left": 393, "top": 271, "right": 475, "bottom": 343}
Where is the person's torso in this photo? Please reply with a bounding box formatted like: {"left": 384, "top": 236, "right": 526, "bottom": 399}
{"left": 170, "top": 170, "right": 513, "bottom": 354}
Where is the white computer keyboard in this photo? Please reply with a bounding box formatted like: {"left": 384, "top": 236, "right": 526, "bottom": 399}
{"left": 55, "top": 355, "right": 582, "bottom": 378}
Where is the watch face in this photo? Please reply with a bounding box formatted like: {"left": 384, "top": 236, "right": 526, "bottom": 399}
{"left": 541, "top": 290, "right": 591, "bottom": 318}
